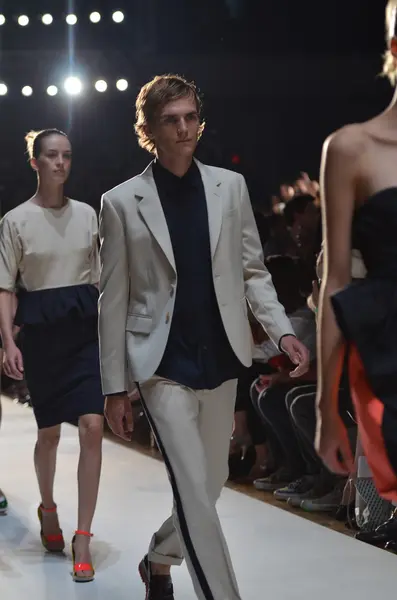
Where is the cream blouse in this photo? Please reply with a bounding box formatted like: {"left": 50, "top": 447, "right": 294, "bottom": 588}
{"left": 0, "top": 199, "right": 100, "bottom": 292}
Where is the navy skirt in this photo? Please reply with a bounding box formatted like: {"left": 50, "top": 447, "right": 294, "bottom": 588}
{"left": 17, "top": 285, "right": 104, "bottom": 429}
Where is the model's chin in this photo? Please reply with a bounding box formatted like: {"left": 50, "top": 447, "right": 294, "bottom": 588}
{"left": 53, "top": 174, "right": 68, "bottom": 184}
{"left": 176, "top": 142, "right": 197, "bottom": 155}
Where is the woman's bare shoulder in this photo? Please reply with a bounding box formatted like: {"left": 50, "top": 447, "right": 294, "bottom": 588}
{"left": 323, "top": 123, "right": 367, "bottom": 161}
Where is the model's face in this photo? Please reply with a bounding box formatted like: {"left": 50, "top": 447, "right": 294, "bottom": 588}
{"left": 148, "top": 96, "right": 201, "bottom": 159}
{"left": 32, "top": 134, "right": 72, "bottom": 184}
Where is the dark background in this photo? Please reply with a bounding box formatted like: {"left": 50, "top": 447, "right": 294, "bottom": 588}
{"left": 0, "top": 0, "right": 393, "bottom": 212}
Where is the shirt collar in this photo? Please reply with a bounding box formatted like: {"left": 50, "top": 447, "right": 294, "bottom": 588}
{"left": 153, "top": 159, "right": 201, "bottom": 191}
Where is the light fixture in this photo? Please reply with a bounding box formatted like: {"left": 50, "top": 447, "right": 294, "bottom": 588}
{"left": 0, "top": 84, "right": 8, "bottom": 96}
{"left": 95, "top": 80, "right": 107, "bottom": 92}
{"left": 64, "top": 76, "right": 82, "bottom": 95}
{"left": 66, "top": 14, "right": 78, "bottom": 25}
{"left": 116, "top": 79, "right": 128, "bottom": 91}
{"left": 47, "top": 85, "right": 58, "bottom": 96}
{"left": 22, "top": 86, "right": 33, "bottom": 96}
{"left": 42, "top": 14, "right": 53, "bottom": 25}
{"left": 89, "top": 12, "right": 101, "bottom": 23}
{"left": 112, "top": 11, "right": 124, "bottom": 23}
{"left": 0, "top": 15, "right": 5, "bottom": 26}
{"left": 18, "top": 15, "right": 29, "bottom": 26}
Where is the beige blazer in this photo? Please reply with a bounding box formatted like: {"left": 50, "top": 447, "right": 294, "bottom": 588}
{"left": 98, "top": 160, "right": 295, "bottom": 395}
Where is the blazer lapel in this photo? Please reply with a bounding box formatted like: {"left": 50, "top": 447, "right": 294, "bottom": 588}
{"left": 136, "top": 164, "right": 176, "bottom": 273}
{"left": 196, "top": 160, "right": 222, "bottom": 260}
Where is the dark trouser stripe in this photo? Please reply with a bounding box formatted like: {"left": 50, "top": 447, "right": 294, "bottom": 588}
{"left": 137, "top": 383, "right": 215, "bottom": 600}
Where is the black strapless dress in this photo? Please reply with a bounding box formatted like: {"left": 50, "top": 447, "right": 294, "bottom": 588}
{"left": 331, "top": 188, "right": 397, "bottom": 502}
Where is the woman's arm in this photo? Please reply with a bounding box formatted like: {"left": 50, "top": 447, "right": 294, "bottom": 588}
{"left": 0, "top": 291, "right": 17, "bottom": 347}
{"left": 316, "top": 126, "right": 363, "bottom": 475}
{"left": 0, "top": 217, "right": 23, "bottom": 379}
{"left": 315, "top": 126, "right": 362, "bottom": 473}
{"left": 317, "top": 128, "right": 360, "bottom": 409}
{"left": 0, "top": 218, "right": 21, "bottom": 347}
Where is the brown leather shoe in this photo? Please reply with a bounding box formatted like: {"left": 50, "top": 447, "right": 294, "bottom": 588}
{"left": 138, "top": 555, "right": 174, "bottom": 600}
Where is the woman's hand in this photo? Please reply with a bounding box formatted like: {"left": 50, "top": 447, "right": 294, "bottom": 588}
{"left": 3, "top": 341, "right": 24, "bottom": 380}
{"left": 315, "top": 408, "right": 354, "bottom": 476}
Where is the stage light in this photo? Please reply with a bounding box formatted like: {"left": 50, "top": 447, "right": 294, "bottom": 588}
{"left": 89, "top": 12, "right": 101, "bottom": 23}
{"left": 0, "top": 15, "right": 5, "bottom": 26}
{"left": 116, "top": 79, "right": 128, "bottom": 91}
{"left": 66, "top": 14, "right": 77, "bottom": 25}
{"left": 95, "top": 80, "right": 107, "bottom": 92}
{"left": 0, "top": 84, "right": 8, "bottom": 96}
{"left": 47, "top": 85, "right": 58, "bottom": 96}
{"left": 18, "top": 15, "right": 29, "bottom": 27}
{"left": 64, "top": 77, "right": 82, "bottom": 95}
{"left": 42, "top": 14, "right": 53, "bottom": 25}
{"left": 112, "top": 11, "right": 124, "bottom": 23}
{"left": 22, "top": 86, "right": 33, "bottom": 97}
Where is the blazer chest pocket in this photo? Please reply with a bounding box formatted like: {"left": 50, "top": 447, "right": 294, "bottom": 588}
{"left": 126, "top": 313, "right": 152, "bottom": 335}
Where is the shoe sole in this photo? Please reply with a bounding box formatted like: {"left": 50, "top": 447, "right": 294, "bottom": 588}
{"left": 72, "top": 574, "right": 95, "bottom": 583}
{"left": 138, "top": 559, "right": 175, "bottom": 600}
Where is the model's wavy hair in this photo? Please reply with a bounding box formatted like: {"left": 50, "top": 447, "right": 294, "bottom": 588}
{"left": 383, "top": 0, "right": 397, "bottom": 85}
{"left": 135, "top": 74, "right": 205, "bottom": 154}
{"left": 25, "top": 128, "right": 68, "bottom": 160}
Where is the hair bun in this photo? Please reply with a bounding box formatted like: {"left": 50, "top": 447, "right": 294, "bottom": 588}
{"left": 25, "top": 130, "right": 40, "bottom": 159}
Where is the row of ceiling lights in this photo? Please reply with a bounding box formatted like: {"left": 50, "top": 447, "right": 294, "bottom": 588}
{"left": 0, "top": 12, "right": 125, "bottom": 26}
{"left": 0, "top": 78, "right": 129, "bottom": 96}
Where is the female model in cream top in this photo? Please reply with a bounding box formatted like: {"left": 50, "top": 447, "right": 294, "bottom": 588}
{"left": 0, "top": 129, "right": 104, "bottom": 582}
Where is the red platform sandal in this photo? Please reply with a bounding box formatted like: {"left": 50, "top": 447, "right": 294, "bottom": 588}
{"left": 71, "top": 530, "right": 95, "bottom": 583}
{"left": 37, "top": 504, "right": 65, "bottom": 552}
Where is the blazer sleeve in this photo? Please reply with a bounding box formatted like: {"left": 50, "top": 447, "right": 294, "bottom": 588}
{"left": 238, "top": 175, "right": 296, "bottom": 347}
{"left": 98, "top": 194, "right": 129, "bottom": 395}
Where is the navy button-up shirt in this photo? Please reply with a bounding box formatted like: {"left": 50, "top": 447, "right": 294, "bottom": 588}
{"left": 153, "top": 159, "right": 243, "bottom": 390}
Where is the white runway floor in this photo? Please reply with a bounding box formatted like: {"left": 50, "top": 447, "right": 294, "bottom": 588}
{"left": 1, "top": 397, "right": 396, "bottom": 599}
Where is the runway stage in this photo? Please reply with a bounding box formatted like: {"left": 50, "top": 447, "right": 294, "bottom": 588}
{"left": 0, "top": 397, "right": 396, "bottom": 600}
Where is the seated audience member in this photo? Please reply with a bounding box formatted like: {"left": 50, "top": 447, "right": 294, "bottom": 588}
{"left": 253, "top": 248, "right": 358, "bottom": 513}
{"left": 232, "top": 255, "right": 315, "bottom": 481}
{"left": 282, "top": 375, "right": 356, "bottom": 512}
{"left": 263, "top": 214, "right": 297, "bottom": 258}
{"left": 229, "top": 353, "right": 275, "bottom": 482}
{"left": 250, "top": 251, "right": 355, "bottom": 510}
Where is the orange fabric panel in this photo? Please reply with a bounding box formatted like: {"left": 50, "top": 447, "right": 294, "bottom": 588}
{"left": 349, "top": 344, "right": 397, "bottom": 502}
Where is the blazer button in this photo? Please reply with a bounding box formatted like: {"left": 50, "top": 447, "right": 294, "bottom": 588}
{"left": 165, "top": 312, "right": 170, "bottom": 324}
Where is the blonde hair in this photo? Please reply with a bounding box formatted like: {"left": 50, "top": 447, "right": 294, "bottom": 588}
{"left": 25, "top": 128, "right": 67, "bottom": 160}
{"left": 134, "top": 74, "right": 205, "bottom": 154}
{"left": 383, "top": 0, "right": 397, "bottom": 85}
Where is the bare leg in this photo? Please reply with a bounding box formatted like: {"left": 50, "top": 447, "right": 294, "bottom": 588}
{"left": 34, "top": 425, "right": 62, "bottom": 534}
{"left": 73, "top": 414, "right": 103, "bottom": 577}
